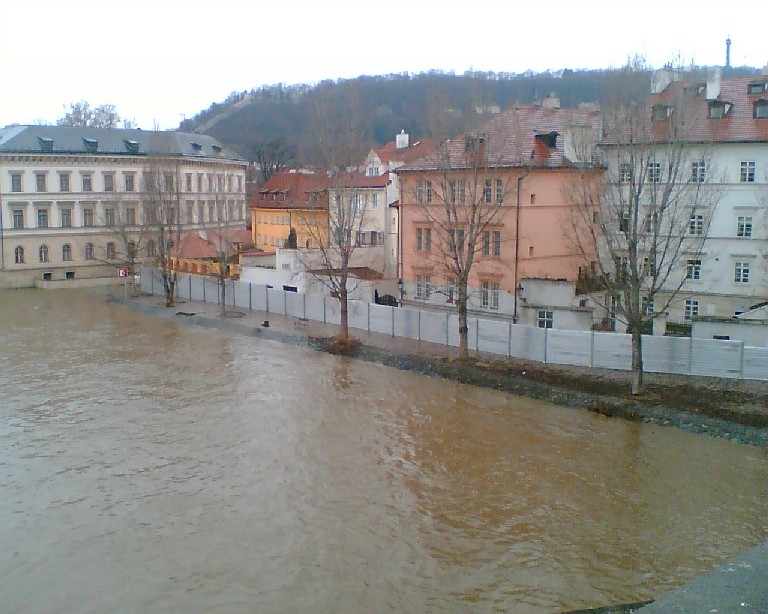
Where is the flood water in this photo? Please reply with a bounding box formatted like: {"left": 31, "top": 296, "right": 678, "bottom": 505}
{"left": 1, "top": 289, "right": 766, "bottom": 613}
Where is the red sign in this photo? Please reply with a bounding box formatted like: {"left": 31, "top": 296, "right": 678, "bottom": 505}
{"left": 118, "top": 268, "right": 129, "bottom": 278}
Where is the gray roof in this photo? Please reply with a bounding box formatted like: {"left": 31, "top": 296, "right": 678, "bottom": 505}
{"left": 0, "top": 124, "right": 244, "bottom": 161}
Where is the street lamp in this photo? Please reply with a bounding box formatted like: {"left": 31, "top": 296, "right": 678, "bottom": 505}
{"left": 513, "top": 283, "right": 524, "bottom": 323}
{"left": 397, "top": 278, "right": 404, "bottom": 306}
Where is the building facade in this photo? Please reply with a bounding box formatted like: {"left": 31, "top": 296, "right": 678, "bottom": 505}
{"left": 0, "top": 125, "right": 247, "bottom": 288}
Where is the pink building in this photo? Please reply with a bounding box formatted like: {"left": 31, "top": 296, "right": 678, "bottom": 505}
{"left": 396, "top": 103, "right": 603, "bottom": 319}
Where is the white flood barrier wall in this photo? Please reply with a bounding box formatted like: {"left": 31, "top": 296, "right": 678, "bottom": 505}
{"left": 141, "top": 267, "right": 768, "bottom": 381}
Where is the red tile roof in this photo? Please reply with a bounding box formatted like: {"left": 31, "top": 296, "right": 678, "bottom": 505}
{"left": 644, "top": 75, "right": 768, "bottom": 143}
{"left": 397, "top": 105, "right": 602, "bottom": 172}
{"left": 252, "top": 172, "right": 332, "bottom": 210}
{"left": 373, "top": 138, "right": 438, "bottom": 165}
{"left": 173, "top": 234, "right": 217, "bottom": 259}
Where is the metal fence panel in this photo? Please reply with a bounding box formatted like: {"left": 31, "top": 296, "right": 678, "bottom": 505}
{"left": 547, "top": 330, "right": 592, "bottom": 366}
{"left": 234, "top": 281, "right": 251, "bottom": 309}
{"left": 744, "top": 346, "right": 768, "bottom": 381}
{"left": 267, "top": 289, "right": 286, "bottom": 315}
{"left": 251, "top": 284, "right": 268, "bottom": 311}
{"left": 305, "top": 294, "right": 325, "bottom": 322}
{"left": 348, "top": 300, "right": 369, "bottom": 332}
{"left": 510, "top": 325, "right": 547, "bottom": 362}
{"left": 643, "top": 335, "right": 690, "bottom": 375}
{"left": 394, "top": 308, "right": 420, "bottom": 340}
{"left": 592, "top": 332, "right": 632, "bottom": 370}
{"left": 203, "top": 277, "right": 219, "bottom": 305}
{"left": 324, "top": 297, "right": 341, "bottom": 326}
{"left": 447, "top": 314, "right": 478, "bottom": 349}
{"left": 477, "top": 319, "right": 510, "bottom": 356}
{"left": 285, "top": 292, "right": 305, "bottom": 319}
{"left": 369, "top": 304, "right": 394, "bottom": 335}
{"left": 420, "top": 310, "right": 448, "bottom": 345}
{"left": 691, "top": 338, "right": 743, "bottom": 379}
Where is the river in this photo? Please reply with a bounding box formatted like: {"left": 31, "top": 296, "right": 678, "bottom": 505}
{"left": 1, "top": 289, "right": 766, "bottom": 613}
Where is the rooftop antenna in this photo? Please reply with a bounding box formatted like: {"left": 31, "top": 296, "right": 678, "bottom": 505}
{"left": 726, "top": 36, "right": 731, "bottom": 69}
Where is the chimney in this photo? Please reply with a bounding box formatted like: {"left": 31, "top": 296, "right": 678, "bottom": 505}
{"left": 650, "top": 69, "right": 679, "bottom": 94}
{"left": 395, "top": 129, "right": 409, "bottom": 150}
{"left": 726, "top": 36, "right": 732, "bottom": 68}
{"left": 541, "top": 92, "right": 560, "bottom": 109}
{"left": 706, "top": 67, "right": 721, "bottom": 100}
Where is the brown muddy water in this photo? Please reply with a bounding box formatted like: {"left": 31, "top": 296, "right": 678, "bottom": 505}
{"left": 1, "top": 289, "right": 766, "bottom": 613}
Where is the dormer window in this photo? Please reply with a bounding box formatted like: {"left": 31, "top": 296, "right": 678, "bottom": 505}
{"left": 651, "top": 104, "right": 672, "bottom": 121}
{"left": 191, "top": 142, "right": 202, "bottom": 151}
{"left": 748, "top": 81, "right": 767, "bottom": 95}
{"left": 754, "top": 99, "right": 768, "bottom": 119}
{"left": 211, "top": 144, "right": 222, "bottom": 154}
{"left": 123, "top": 139, "right": 139, "bottom": 154}
{"left": 708, "top": 101, "right": 732, "bottom": 119}
{"left": 684, "top": 83, "right": 705, "bottom": 98}
{"left": 38, "top": 136, "right": 54, "bottom": 152}
{"left": 465, "top": 135, "right": 486, "bottom": 152}
{"left": 534, "top": 131, "right": 558, "bottom": 148}
{"left": 82, "top": 138, "right": 98, "bottom": 152}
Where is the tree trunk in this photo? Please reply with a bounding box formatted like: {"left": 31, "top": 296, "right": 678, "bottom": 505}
{"left": 631, "top": 328, "right": 644, "bottom": 395}
{"left": 339, "top": 286, "right": 349, "bottom": 340}
{"left": 219, "top": 274, "right": 227, "bottom": 316}
{"left": 458, "top": 296, "right": 469, "bottom": 359}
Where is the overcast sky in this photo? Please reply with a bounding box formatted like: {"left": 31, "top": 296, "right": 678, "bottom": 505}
{"left": 1, "top": 0, "right": 765, "bottom": 131}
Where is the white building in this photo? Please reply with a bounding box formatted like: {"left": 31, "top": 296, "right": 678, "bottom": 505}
{"left": 0, "top": 125, "right": 247, "bottom": 288}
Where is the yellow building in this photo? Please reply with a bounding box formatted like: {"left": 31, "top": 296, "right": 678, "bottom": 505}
{"left": 250, "top": 172, "right": 331, "bottom": 252}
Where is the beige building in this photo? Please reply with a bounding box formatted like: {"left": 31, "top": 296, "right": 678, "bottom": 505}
{"left": 0, "top": 125, "right": 247, "bottom": 288}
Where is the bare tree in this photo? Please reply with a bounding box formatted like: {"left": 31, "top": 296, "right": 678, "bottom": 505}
{"left": 142, "top": 154, "right": 183, "bottom": 307}
{"left": 297, "top": 87, "right": 373, "bottom": 341}
{"left": 57, "top": 101, "right": 133, "bottom": 128}
{"left": 563, "top": 62, "right": 722, "bottom": 394}
{"left": 402, "top": 128, "right": 521, "bottom": 359}
{"left": 211, "top": 192, "right": 239, "bottom": 316}
{"left": 96, "top": 196, "right": 147, "bottom": 294}
{"left": 252, "top": 140, "right": 296, "bottom": 184}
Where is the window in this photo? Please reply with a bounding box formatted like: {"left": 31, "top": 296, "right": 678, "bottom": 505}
{"left": 647, "top": 162, "right": 661, "bottom": 183}
{"left": 164, "top": 173, "right": 175, "bottom": 192}
{"left": 734, "top": 261, "right": 750, "bottom": 283}
{"left": 645, "top": 212, "right": 658, "bottom": 233}
{"left": 62, "top": 244, "right": 72, "bottom": 261}
{"left": 642, "top": 296, "right": 654, "bottom": 316}
{"left": 12, "top": 209, "right": 24, "bottom": 229}
{"left": 737, "top": 216, "right": 753, "bottom": 237}
{"left": 495, "top": 179, "right": 503, "bottom": 204}
{"left": 424, "top": 227, "right": 431, "bottom": 252}
{"left": 127, "top": 241, "right": 137, "bottom": 260}
{"left": 446, "top": 278, "right": 457, "bottom": 302}
{"left": 35, "top": 173, "right": 47, "bottom": 192}
{"left": 619, "top": 211, "right": 629, "bottom": 232}
{"left": 643, "top": 255, "right": 656, "bottom": 277}
{"left": 124, "top": 174, "right": 135, "bottom": 192}
{"left": 197, "top": 174, "right": 203, "bottom": 191}
{"left": 104, "top": 174, "right": 114, "bottom": 192}
{"left": 482, "top": 231, "right": 490, "bottom": 256}
{"left": 81, "top": 174, "right": 92, "bottom": 192}
{"left": 740, "top": 161, "right": 756, "bottom": 183}
{"left": 415, "top": 275, "right": 432, "bottom": 299}
{"left": 448, "top": 180, "right": 456, "bottom": 204}
{"left": 537, "top": 310, "right": 554, "bottom": 329}
{"left": 416, "top": 227, "right": 431, "bottom": 251}
{"left": 37, "top": 209, "right": 48, "bottom": 228}
{"left": 425, "top": 181, "right": 432, "bottom": 203}
{"left": 754, "top": 101, "right": 768, "bottom": 119}
{"left": 484, "top": 179, "right": 492, "bottom": 203}
{"left": 60, "top": 173, "right": 70, "bottom": 192}
{"left": 619, "top": 163, "right": 632, "bottom": 183}
{"left": 104, "top": 208, "right": 115, "bottom": 226}
{"left": 61, "top": 209, "right": 72, "bottom": 228}
{"left": 458, "top": 180, "right": 466, "bottom": 204}
{"left": 126, "top": 207, "right": 136, "bottom": 226}
{"left": 684, "top": 299, "right": 699, "bottom": 320}
{"left": 14, "top": 246, "right": 24, "bottom": 264}
{"left": 85, "top": 243, "right": 94, "bottom": 260}
{"left": 748, "top": 82, "right": 767, "bottom": 95}
{"left": 11, "top": 173, "right": 22, "bottom": 192}
{"left": 686, "top": 259, "right": 701, "bottom": 280}
{"left": 83, "top": 208, "right": 94, "bottom": 227}
{"left": 39, "top": 244, "right": 49, "bottom": 263}
{"left": 493, "top": 231, "right": 501, "bottom": 257}
{"left": 371, "top": 193, "right": 378, "bottom": 208}
{"left": 106, "top": 242, "right": 116, "bottom": 260}
{"left": 481, "top": 280, "right": 500, "bottom": 309}
{"left": 147, "top": 240, "right": 156, "bottom": 257}
{"left": 185, "top": 173, "right": 193, "bottom": 191}
{"left": 689, "top": 213, "right": 704, "bottom": 235}
{"left": 416, "top": 181, "right": 423, "bottom": 203}
{"left": 691, "top": 161, "right": 706, "bottom": 183}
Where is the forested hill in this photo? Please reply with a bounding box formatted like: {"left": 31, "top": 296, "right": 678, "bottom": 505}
{"left": 179, "top": 66, "right": 762, "bottom": 163}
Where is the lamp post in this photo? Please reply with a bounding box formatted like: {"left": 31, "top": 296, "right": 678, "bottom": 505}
{"left": 514, "top": 283, "right": 524, "bottom": 323}
{"left": 397, "top": 278, "right": 404, "bottom": 306}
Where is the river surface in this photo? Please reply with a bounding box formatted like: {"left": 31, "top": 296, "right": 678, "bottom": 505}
{"left": 1, "top": 289, "right": 766, "bottom": 613}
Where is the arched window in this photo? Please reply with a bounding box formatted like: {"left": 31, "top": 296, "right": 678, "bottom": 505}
{"left": 106, "top": 242, "right": 116, "bottom": 260}
{"left": 84, "top": 243, "right": 94, "bottom": 260}
{"left": 62, "top": 243, "right": 73, "bottom": 261}
{"left": 14, "top": 246, "right": 24, "bottom": 264}
{"left": 39, "top": 244, "right": 49, "bottom": 263}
